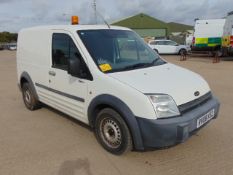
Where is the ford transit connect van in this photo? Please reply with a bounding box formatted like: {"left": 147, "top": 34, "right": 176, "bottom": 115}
{"left": 17, "top": 25, "right": 220, "bottom": 155}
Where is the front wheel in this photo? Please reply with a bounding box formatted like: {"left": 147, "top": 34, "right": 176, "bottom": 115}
{"left": 95, "top": 108, "right": 132, "bottom": 155}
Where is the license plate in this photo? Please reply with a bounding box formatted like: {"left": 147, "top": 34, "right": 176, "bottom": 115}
{"left": 197, "top": 109, "right": 215, "bottom": 128}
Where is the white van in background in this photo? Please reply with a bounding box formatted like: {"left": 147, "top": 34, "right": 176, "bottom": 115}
{"left": 17, "top": 23, "right": 220, "bottom": 155}
{"left": 222, "top": 11, "right": 233, "bottom": 56}
{"left": 192, "top": 19, "right": 225, "bottom": 54}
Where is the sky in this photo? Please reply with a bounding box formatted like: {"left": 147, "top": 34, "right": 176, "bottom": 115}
{"left": 0, "top": 0, "right": 233, "bottom": 32}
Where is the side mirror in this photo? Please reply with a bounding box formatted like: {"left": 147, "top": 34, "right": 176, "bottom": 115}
{"left": 68, "top": 57, "right": 81, "bottom": 77}
{"left": 67, "top": 56, "right": 92, "bottom": 80}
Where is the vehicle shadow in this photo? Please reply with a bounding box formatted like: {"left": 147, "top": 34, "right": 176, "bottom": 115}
{"left": 58, "top": 158, "right": 92, "bottom": 175}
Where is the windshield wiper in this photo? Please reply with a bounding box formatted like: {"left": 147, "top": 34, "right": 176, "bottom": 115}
{"left": 122, "top": 63, "right": 151, "bottom": 71}
{"left": 105, "top": 58, "right": 164, "bottom": 73}
{"left": 149, "top": 58, "right": 160, "bottom": 65}
{"left": 117, "top": 59, "right": 161, "bottom": 72}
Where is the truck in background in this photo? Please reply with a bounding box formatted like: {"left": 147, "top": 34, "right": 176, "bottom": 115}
{"left": 222, "top": 11, "right": 233, "bottom": 56}
{"left": 191, "top": 19, "right": 226, "bottom": 56}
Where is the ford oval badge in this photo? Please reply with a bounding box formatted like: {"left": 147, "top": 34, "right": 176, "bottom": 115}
{"left": 194, "top": 91, "right": 200, "bottom": 97}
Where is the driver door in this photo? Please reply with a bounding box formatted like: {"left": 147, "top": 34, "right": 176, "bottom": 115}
{"left": 47, "top": 31, "right": 89, "bottom": 123}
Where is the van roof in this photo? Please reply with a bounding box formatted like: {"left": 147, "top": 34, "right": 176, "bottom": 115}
{"left": 195, "top": 19, "right": 226, "bottom": 25}
{"left": 19, "top": 25, "right": 131, "bottom": 33}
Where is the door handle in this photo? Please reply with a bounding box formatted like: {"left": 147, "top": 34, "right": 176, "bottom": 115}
{"left": 49, "top": 71, "right": 56, "bottom": 76}
{"left": 78, "top": 80, "right": 84, "bottom": 83}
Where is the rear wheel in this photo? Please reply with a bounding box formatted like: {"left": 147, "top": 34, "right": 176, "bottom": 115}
{"left": 179, "top": 49, "right": 187, "bottom": 55}
{"left": 210, "top": 50, "right": 223, "bottom": 57}
{"left": 216, "top": 50, "right": 223, "bottom": 57}
{"left": 95, "top": 108, "right": 132, "bottom": 155}
{"left": 22, "top": 82, "right": 41, "bottom": 110}
{"left": 154, "top": 49, "right": 159, "bottom": 54}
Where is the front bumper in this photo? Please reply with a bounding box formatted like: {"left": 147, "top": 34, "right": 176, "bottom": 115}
{"left": 136, "top": 96, "right": 220, "bottom": 149}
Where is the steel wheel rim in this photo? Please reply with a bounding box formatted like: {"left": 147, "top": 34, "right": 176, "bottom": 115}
{"left": 24, "top": 90, "right": 31, "bottom": 105}
{"left": 99, "top": 117, "right": 122, "bottom": 149}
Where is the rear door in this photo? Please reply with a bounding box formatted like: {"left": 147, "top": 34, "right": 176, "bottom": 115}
{"left": 45, "top": 31, "right": 89, "bottom": 123}
{"left": 163, "top": 41, "right": 178, "bottom": 54}
{"left": 154, "top": 41, "right": 164, "bottom": 53}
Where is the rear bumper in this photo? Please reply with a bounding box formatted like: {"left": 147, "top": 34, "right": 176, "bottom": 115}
{"left": 191, "top": 46, "right": 219, "bottom": 52}
{"left": 222, "top": 46, "right": 233, "bottom": 55}
{"left": 136, "top": 96, "right": 220, "bottom": 149}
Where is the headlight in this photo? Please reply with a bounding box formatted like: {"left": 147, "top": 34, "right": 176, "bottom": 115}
{"left": 147, "top": 94, "right": 180, "bottom": 118}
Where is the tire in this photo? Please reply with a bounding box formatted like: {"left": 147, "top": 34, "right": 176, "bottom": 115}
{"left": 95, "top": 108, "right": 132, "bottom": 155}
{"left": 210, "top": 50, "right": 223, "bottom": 57}
{"left": 179, "top": 49, "right": 187, "bottom": 55}
{"left": 217, "top": 50, "right": 223, "bottom": 57}
{"left": 22, "top": 82, "right": 41, "bottom": 110}
{"left": 154, "top": 49, "right": 159, "bottom": 54}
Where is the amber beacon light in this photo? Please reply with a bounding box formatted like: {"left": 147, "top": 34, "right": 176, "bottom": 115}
{"left": 71, "top": 16, "right": 79, "bottom": 25}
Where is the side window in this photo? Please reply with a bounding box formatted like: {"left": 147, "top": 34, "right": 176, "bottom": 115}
{"left": 231, "top": 25, "right": 233, "bottom": 35}
{"left": 52, "top": 33, "right": 84, "bottom": 70}
{"left": 150, "top": 41, "right": 156, "bottom": 45}
{"left": 70, "top": 38, "right": 81, "bottom": 61}
{"left": 52, "top": 34, "right": 70, "bottom": 70}
{"left": 165, "top": 41, "right": 177, "bottom": 46}
{"left": 157, "top": 41, "right": 165, "bottom": 45}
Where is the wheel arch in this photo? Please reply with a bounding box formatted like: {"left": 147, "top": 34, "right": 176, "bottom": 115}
{"left": 88, "top": 94, "right": 144, "bottom": 150}
{"left": 20, "top": 72, "right": 39, "bottom": 100}
{"left": 153, "top": 49, "right": 159, "bottom": 53}
{"left": 179, "top": 48, "right": 187, "bottom": 55}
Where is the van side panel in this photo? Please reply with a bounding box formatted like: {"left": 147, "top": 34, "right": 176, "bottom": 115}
{"left": 222, "top": 13, "right": 233, "bottom": 55}
{"left": 17, "top": 29, "right": 51, "bottom": 94}
{"left": 192, "top": 19, "right": 225, "bottom": 51}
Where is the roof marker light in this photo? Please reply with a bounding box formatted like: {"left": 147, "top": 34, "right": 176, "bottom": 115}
{"left": 71, "top": 16, "right": 79, "bottom": 25}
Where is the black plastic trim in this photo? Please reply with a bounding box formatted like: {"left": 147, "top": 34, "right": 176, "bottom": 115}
{"left": 20, "top": 72, "right": 39, "bottom": 100}
{"left": 178, "top": 92, "right": 212, "bottom": 114}
{"left": 35, "top": 83, "right": 85, "bottom": 103}
{"left": 136, "top": 96, "right": 220, "bottom": 149}
{"left": 191, "top": 46, "right": 220, "bottom": 52}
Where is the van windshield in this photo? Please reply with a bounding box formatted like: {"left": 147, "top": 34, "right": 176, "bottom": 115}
{"left": 78, "top": 29, "right": 166, "bottom": 73}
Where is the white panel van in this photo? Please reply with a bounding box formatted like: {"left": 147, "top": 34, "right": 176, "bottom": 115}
{"left": 192, "top": 19, "right": 225, "bottom": 54}
{"left": 222, "top": 11, "right": 233, "bottom": 56}
{"left": 17, "top": 25, "right": 220, "bottom": 155}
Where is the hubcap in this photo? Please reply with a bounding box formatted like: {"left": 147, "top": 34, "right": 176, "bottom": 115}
{"left": 24, "top": 90, "right": 31, "bottom": 104}
{"left": 100, "top": 118, "right": 122, "bottom": 149}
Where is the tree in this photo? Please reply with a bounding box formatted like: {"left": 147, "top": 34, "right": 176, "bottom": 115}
{"left": 0, "top": 32, "right": 18, "bottom": 43}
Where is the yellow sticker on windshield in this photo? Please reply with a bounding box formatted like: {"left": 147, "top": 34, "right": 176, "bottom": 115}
{"left": 99, "top": 64, "right": 112, "bottom": 72}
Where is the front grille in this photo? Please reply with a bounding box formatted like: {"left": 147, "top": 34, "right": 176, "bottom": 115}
{"left": 178, "top": 92, "right": 212, "bottom": 114}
